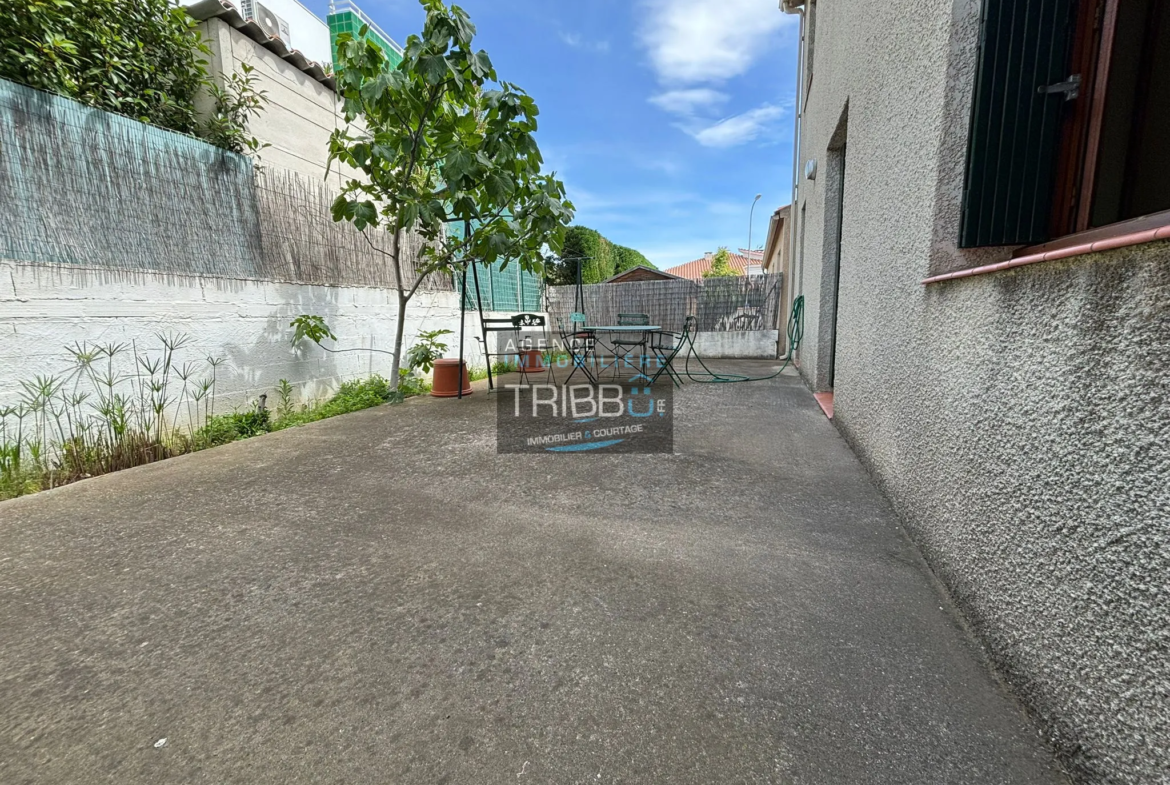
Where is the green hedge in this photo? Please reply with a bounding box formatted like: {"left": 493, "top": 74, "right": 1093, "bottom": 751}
{"left": 614, "top": 245, "right": 651, "bottom": 273}
{"left": 553, "top": 226, "right": 654, "bottom": 285}
{"left": 0, "top": 0, "right": 210, "bottom": 134}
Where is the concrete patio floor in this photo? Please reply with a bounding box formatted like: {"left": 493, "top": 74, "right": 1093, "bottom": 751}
{"left": 0, "top": 361, "right": 1068, "bottom": 784}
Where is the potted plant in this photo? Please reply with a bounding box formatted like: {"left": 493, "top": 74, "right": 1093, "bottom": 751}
{"left": 519, "top": 346, "right": 547, "bottom": 374}
{"left": 407, "top": 330, "right": 470, "bottom": 398}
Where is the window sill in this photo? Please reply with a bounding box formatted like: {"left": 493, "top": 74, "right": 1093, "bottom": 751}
{"left": 922, "top": 212, "right": 1170, "bottom": 285}
{"left": 813, "top": 391, "right": 834, "bottom": 419}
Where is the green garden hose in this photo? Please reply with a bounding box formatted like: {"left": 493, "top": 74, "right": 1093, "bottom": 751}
{"left": 677, "top": 295, "right": 804, "bottom": 384}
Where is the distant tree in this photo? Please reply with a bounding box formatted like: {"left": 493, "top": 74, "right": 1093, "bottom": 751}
{"left": 552, "top": 226, "right": 610, "bottom": 284}
{"left": 614, "top": 245, "right": 655, "bottom": 273}
{"left": 702, "top": 247, "right": 741, "bottom": 278}
{"left": 550, "top": 226, "right": 653, "bottom": 284}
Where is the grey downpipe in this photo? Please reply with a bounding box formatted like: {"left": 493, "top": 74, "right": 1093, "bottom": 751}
{"left": 778, "top": 0, "right": 805, "bottom": 361}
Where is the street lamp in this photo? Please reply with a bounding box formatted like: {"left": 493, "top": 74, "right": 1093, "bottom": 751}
{"left": 748, "top": 193, "right": 763, "bottom": 266}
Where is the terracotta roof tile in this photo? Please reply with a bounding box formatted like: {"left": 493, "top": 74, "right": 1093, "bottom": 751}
{"left": 663, "top": 251, "right": 760, "bottom": 281}
{"left": 186, "top": 0, "right": 336, "bottom": 90}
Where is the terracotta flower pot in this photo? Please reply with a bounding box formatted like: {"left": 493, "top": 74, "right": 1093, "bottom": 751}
{"left": 519, "top": 349, "right": 548, "bottom": 373}
{"left": 430, "top": 358, "right": 472, "bottom": 398}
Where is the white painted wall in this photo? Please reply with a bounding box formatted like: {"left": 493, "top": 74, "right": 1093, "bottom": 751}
{"left": 693, "top": 330, "right": 779, "bottom": 359}
{"left": 0, "top": 261, "right": 492, "bottom": 417}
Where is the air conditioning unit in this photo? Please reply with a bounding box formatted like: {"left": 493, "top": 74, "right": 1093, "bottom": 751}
{"left": 251, "top": 1, "right": 291, "bottom": 44}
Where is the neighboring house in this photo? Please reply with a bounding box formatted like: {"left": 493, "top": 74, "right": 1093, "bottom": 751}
{"left": 603, "top": 266, "right": 684, "bottom": 284}
{"left": 328, "top": 1, "right": 405, "bottom": 69}
{"left": 780, "top": 1, "right": 1167, "bottom": 784}
{"left": 665, "top": 249, "right": 762, "bottom": 280}
{"left": 760, "top": 205, "right": 791, "bottom": 276}
{"left": 234, "top": 0, "right": 334, "bottom": 64}
{"left": 761, "top": 205, "right": 792, "bottom": 349}
{"left": 186, "top": 0, "right": 403, "bottom": 184}
{"left": 188, "top": 0, "right": 400, "bottom": 69}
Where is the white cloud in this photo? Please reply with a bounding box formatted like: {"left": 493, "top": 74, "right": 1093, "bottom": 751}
{"left": 569, "top": 187, "right": 701, "bottom": 213}
{"left": 560, "top": 32, "right": 610, "bottom": 54}
{"left": 649, "top": 88, "right": 728, "bottom": 116}
{"left": 639, "top": 0, "right": 794, "bottom": 85}
{"left": 683, "top": 104, "right": 785, "bottom": 148}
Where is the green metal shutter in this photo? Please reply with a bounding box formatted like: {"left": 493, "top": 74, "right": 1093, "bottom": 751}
{"left": 960, "top": 0, "right": 1078, "bottom": 248}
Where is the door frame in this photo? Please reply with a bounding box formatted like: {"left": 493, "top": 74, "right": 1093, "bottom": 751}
{"left": 818, "top": 106, "right": 849, "bottom": 392}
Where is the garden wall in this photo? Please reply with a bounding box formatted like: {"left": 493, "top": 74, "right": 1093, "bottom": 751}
{"left": 547, "top": 276, "right": 784, "bottom": 359}
{"left": 0, "top": 260, "right": 489, "bottom": 416}
{"left": 0, "top": 75, "right": 498, "bottom": 420}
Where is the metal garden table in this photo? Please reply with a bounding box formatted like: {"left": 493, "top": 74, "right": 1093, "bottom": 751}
{"left": 581, "top": 325, "right": 663, "bottom": 383}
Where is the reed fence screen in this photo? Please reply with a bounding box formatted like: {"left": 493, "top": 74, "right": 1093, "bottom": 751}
{"left": 0, "top": 77, "right": 448, "bottom": 292}
{"left": 547, "top": 274, "right": 784, "bottom": 333}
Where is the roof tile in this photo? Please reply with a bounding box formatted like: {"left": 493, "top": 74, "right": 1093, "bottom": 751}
{"left": 664, "top": 251, "right": 760, "bottom": 281}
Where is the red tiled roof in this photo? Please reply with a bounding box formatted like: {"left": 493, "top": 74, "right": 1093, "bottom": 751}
{"left": 602, "top": 266, "right": 686, "bottom": 283}
{"left": 664, "top": 250, "right": 761, "bottom": 281}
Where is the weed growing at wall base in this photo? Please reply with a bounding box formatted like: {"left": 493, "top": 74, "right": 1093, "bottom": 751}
{"left": 179, "top": 375, "right": 411, "bottom": 446}
{"left": 0, "top": 344, "right": 420, "bottom": 501}
{"left": 0, "top": 336, "right": 221, "bottom": 499}
{"left": 269, "top": 376, "right": 406, "bottom": 431}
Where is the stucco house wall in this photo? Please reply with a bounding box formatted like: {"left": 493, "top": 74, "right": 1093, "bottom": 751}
{"left": 761, "top": 205, "right": 792, "bottom": 352}
{"left": 790, "top": 1, "right": 1169, "bottom": 783}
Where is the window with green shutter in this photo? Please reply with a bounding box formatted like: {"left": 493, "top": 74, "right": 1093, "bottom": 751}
{"left": 961, "top": 0, "right": 1170, "bottom": 250}
{"left": 960, "top": 0, "right": 1078, "bottom": 248}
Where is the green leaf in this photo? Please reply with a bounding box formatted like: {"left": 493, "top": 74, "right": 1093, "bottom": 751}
{"left": 451, "top": 8, "right": 476, "bottom": 45}
{"left": 442, "top": 149, "right": 473, "bottom": 185}
{"left": 354, "top": 201, "right": 378, "bottom": 230}
{"left": 418, "top": 55, "right": 447, "bottom": 85}
{"left": 484, "top": 172, "right": 514, "bottom": 202}
{"left": 470, "top": 50, "right": 492, "bottom": 78}
{"left": 361, "top": 71, "right": 394, "bottom": 103}
{"left": 399, "top": 202, "right": 420, "bottom": 229}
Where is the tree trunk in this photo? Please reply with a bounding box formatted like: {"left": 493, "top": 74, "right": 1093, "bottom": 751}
{"left": 389, "top": 228, "right": 408, "bottom": 390}
{"left": 391, "top": 288, "right": 407, "bottom": 389}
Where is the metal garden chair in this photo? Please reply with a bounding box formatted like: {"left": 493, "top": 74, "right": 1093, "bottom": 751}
{"left": 511, "top": 313, "right": 552, "bottom": 385}
{"left": 556, "top": 311, "right": 596, "bottom": 385}
{"left": 647, "top": 315, "right": 695, "bottom": 388}
{"left": 611, "top": 312, "right": 650, "bottom": 379}
{"left": 476, "top": 312, "right": 549, "bottom": 390}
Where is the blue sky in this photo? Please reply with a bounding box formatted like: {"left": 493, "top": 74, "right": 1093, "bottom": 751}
{"left": 300, "top": 0, "right": 800, "bottom": 270}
